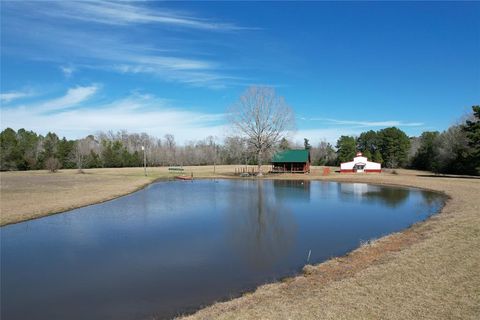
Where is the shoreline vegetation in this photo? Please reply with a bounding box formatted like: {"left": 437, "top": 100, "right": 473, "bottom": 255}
{"left": 1, "top": 166, "right": 479, "bottom": 319}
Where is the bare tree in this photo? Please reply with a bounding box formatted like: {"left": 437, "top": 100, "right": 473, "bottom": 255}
{"left": 222, "top": 136, "right": 249, "bottom": 164}
{"left": 311, "top": 140, "right": 337, "bottom": 165}
{"left": 164, "top": 134, "right": 176, "bottom": 165}
{"left": 71, "top": 136, "right": 95, "bottom": 172}
{"left": 229, "top": 86, "right": 295, "bottom": 175}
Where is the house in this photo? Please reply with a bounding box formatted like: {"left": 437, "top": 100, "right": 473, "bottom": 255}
{"left": 271, "top": 149, "right": 311, "bottom": 173}
{"left": 340, "top": 152, "right": 381, "bottom": 173}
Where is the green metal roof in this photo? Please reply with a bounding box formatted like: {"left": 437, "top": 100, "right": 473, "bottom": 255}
{"left": 272, "top": 149, "right": 310, "bottom": 163}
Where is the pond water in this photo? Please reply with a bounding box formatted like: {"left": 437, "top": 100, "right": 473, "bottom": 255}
{"left": 1, "top": 179, "right": 445, "bottom": 320}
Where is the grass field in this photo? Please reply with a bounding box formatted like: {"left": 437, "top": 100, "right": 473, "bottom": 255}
{"left": 1, "top": 166, "right": 479, "bottom": 319}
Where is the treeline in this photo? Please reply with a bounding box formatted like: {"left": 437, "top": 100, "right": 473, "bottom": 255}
{"left": 335, "top": 127, "right": 410, "bottom": 168}
{"left": 332, "top": 106, "right": 479, "bottom": 175}
{"left": 1, "top": 106, "right": 478, "bottom": 175}
{"left": 0, "top": 129, "right": 256, "bottom": 171}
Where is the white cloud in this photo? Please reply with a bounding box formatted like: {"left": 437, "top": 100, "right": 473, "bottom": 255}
{"left": 2, "top": 2, "right": 250, "bottom": 88}
{"left": 50, "top": 1, "right": 245, "bottom": 31}
{"left": 293, "top": 118, "right": 428, "bottom": 145}
{"left": 293, "top": 128, "right": 365, "bottom": 145}
{"left": 0, "top": 91, "right": 32, "bottom": 104}
{"left": 16, "top": 27, "right": 237, "bottom": 88}
{"left": 1, "top": 90, "right": 227, "bottom": 144}
{"left": 304, "top": 117, "right": 424, "bottom": 127}
{"left": 33, "top": 85, "right": 99, "bottom": 113}
{"left": 60, "top": 66, "right": 75, "bottom": 78}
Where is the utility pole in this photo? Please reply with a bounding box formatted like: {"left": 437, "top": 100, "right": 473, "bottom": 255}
{"left": 141, "top": 145, "right": 147, "bottom": 176}
{"left": 213, "top": 141, "right": 216, "bottom": 174}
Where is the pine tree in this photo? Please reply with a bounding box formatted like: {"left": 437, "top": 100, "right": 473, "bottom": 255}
{"left": 463, "top": 105, "right": 480, "bottom": 174}
{"left": 336, "top": 136, "right": 356, "bottom": 163}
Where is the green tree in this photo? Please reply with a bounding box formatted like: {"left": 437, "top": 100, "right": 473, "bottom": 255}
{"left": 37, "top": 132, "right": 61, "bottom": 170}
{"left": 57, "top": 138, "right": 75, "bottom": 169}
{"left": 16, "top": 129, "right": 40, "bottom": 170}
{"left": 336, "top": 135, "right": 356, "bottom": 164}
{"left": 0, "top": 128, "right": 21, "bottom": 170}
{"left": 463, "top": 105, "right": 480, "bottom": 174}
{"left": 377, "top": 127, "right": 410, "bottom": 168}
{"left": 100, "top": 140, "right": 139, "bottom": 168}
{"left": 362, "top": 149, "right": 372, "bottom": 160}
{"left": 42, "top": 132, "right": 59, "bottom": 159}
{"left": 304, "top": 138, "right": 311, "bottom": 150}
{"left": 372, "top": 149, "right": 383, "bottom": 164}
{"left": 411, "top": 131, "right": 440, "bottom": 171}
{"left": 101, "top": 140, "right": 124, "bottom": 168}
{"left": 433, "top": 125, "right": 470, "bottom": 174}
{"left": 86, "top": 150, "right": 102, "bottom": 168}
{"left": 357, "top": 130, "right": 379, "bottom": 154}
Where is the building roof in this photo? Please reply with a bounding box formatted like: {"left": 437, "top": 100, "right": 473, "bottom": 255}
{"left": 272, "top": 149, "right": 310, "bottom": 163}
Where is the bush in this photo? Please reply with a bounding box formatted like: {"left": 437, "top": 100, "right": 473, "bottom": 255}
{"left": 45, "top": 157, "right": 61, "bottom": 172}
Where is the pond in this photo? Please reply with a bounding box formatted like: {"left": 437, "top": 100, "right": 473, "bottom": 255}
{"left": 0, "top": 179, "right": 445, "bottom": 320}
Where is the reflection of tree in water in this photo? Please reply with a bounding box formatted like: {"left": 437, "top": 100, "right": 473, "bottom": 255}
{"left": 364, "top": 187, "right": 410, "bottom": 208}
{"left": 339, "top": 183, "right": 410, "bottom": 208}
{"left": 273, "top": 180, "right": 311, "bottom": 202}
{"left": 226, "top": 181, "right": 297, "bottom": 270}
{"left": 420, "top": 190, "right": 446, "bottom": 208}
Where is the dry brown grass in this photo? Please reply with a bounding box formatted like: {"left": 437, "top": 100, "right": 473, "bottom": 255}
{"left": 1, "top": 166, "right": 479, "bottom": 320}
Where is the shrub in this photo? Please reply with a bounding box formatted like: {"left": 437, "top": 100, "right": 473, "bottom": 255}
{"left": 45, "top": 157, "right": 61, "bottom": 172}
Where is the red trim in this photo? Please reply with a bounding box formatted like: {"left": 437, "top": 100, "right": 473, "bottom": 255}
{"left": 341, "top": 169, "right": 381, "bottom": 173}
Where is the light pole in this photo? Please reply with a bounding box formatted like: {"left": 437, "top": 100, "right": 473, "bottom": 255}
{"left": 213, "top": 141, "right": 216, "bottom": 174}
{"left": 141, "top": 145, "right": 147, "bottom": 176}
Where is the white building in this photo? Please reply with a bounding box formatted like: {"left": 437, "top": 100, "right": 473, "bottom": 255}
{"left": 340, "top": 152, "right": 381, "bottom": 173}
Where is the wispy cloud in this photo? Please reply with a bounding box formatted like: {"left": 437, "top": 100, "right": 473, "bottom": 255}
{"left": 2, "top": 87, "right": 226, "bottom": 143}
{"left": 35, "top": 30, "right": 223, "bottom": 84}
{"left": 0, "top": 91, "right": 33, "bottom": 104}
{"left": 60, "top": 65, "right": 75, "bottom": 78}
{"left": 2, "top": 1, "right": 251, "bottom": 88}
{"left": 293, "top": 128, "right": 365, "bottom": 145}
{"left": 49, "top": 1, "right": 246, "bottom": 31}
{"left": 33, "top": 85, "right": 99, "bottom": 113}
{"left": 301, "top": 117, "right": 424, "bottom": 127}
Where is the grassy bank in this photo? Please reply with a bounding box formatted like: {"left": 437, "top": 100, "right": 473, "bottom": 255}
{"left": 182, "top": 169, "right": 480, "bottom": 320}
{"left": 1, "top": 167, "right": 479, "bottom": 319}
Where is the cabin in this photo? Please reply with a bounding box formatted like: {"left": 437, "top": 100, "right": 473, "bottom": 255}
{"left": 340, "top": 152, "right": 381, "bottom": 173}
{"left": 271, "top": 149, "right": 311, "bottom": 173}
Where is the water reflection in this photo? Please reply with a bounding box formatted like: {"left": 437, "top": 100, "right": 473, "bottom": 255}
{"left": 226, "top": 181, "right": 297, "bottom": 269}
{"left": 273, "top": 180, "right": 311, "bottom": 202}
{"left": 420, "top": 190, "right": 445, "bottom": 206}
{"left": 339, "top": 183, "right": 410, "bottom": 207}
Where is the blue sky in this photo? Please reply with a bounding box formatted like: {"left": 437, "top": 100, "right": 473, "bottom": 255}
{"left": 1, "top": 1, "right": 479, "bottom": 144}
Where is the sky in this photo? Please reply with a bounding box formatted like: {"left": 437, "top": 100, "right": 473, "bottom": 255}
{"left": 1, "top": 1, "right": 479, "bottom": 145}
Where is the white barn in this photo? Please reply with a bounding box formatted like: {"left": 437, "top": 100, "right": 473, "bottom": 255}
{"left": 340, "top": 152, "right": 381, "bottom": 173}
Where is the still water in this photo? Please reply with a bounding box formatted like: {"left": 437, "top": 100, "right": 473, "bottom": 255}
{"left": 1, "top": 180, "right": 445, "bottom": 320}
